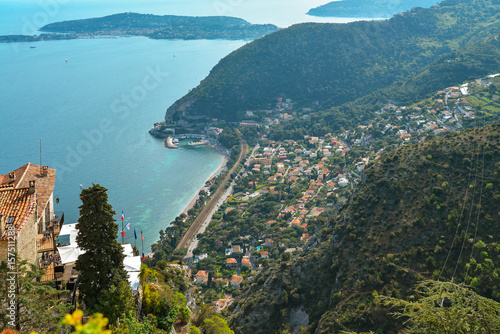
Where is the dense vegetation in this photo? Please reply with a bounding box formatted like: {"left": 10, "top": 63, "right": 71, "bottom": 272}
{"left": 307, "top": 0, "right": 438, "bottom": 18}
{"left": 40, "top": 12, "right": 278, "bottom": 40}
{"left": 76, "top": 184, "right": 132, "bottom": 325}
{"left": 270, "top": 35, "right": 500, "bottom": 140}
{"left": 165, "top": 0, "right": 500, "bottom": 122}
{"left": 0, "top": 260, "right": 70, "bottom": 332}
{"left": 226, "top": 121, "right": 500, "bottom": 333}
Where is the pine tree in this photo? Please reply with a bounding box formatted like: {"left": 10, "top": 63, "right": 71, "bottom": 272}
{"left": 0, "top": 260, "right": 70, "bottom": 332}
{"left": 379, "top": 280, "right": 500, "bottom": 333}
{"left": 75, "top": 184, "right": 131, "bottom": 321}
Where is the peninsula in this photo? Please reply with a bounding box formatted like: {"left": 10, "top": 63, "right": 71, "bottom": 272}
{"left": 0, "top": 34, "right": 78, "bottom": 43}
{"left": 40, "top": 12, "right": 279, "bottom": 40}
{"left": 0, "top": 12, "right": 279, "bottom": 44}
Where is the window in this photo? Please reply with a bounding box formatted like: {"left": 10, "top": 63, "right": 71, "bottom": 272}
{"left": 7, "top": 216, "right": 15, "bottom": 224}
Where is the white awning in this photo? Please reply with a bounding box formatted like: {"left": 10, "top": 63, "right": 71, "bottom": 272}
{"left": 57, "top": 245, "right": 85, "bottom": 264}
{"left": 123, "top": 256, "right": 141, "bottom": 272}
{"left": 59, "top": 223, "right": 77, "bottom": 236}
{"left": 122, "top": 243, "right": 134, "bottom": 257}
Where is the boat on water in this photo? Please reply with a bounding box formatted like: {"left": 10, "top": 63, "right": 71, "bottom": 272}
{"left": 30, "top": 46, "right": 36, "bottom": 49}
{"left": 187, "top": 139, "right": 209, "bottom": 146}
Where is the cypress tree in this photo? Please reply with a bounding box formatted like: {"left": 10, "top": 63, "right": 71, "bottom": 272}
{"left": 75, "top": 184, "right": 129, "bottom": 317}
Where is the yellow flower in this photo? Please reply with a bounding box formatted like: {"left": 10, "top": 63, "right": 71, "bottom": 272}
{"left": 63, "top": 309, "right": 84, "bottom": 327}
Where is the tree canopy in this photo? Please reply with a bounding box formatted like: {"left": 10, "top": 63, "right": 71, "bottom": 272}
{"left": 75, "top": 184, "right": 132, "bottom": 323}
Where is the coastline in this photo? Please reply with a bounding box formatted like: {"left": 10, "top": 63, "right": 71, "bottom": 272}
{"left": 147, "top": 152, "right": 227, "bottom": 257}
{"left": 181, "top": 153, "right": 228, "bottom": 216}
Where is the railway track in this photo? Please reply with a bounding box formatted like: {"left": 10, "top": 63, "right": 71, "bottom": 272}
{"left": 175, "top": 139, "right": 247, "bottom": 250}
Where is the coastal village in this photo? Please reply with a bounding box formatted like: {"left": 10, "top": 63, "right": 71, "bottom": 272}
{"left": 148, "top": 73, "right": 500, "bottom": 311}
{"left": 1, "top": 73, "right": 499, "bottom": 319}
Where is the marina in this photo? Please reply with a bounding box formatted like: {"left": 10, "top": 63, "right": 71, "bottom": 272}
{"left": 163, "top": 134, "right": 211, "bottom": 149}
{"left": 187, "top": 139, "right": 209, "bottom": 146}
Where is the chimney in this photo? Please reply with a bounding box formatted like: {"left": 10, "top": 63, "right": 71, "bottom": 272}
{"left": 29, "top": 180, "right": 36, "bottom": 194}
{"left": 41, "top": 166, "right": 49, "bottom": 176}
{"left": 8, "top": 172, "right": 15, "bottom": 181}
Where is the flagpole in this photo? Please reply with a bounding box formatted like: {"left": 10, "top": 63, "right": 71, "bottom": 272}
{"left": 141, "top": 230, "right": 144, "bottom": 262}
{"left": 121, "top": 211, "right": 125, "bottom": 244}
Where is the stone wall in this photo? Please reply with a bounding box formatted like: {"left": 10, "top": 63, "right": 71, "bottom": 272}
{"left": 0, "top": 210, "right": 37, "bottom": 266}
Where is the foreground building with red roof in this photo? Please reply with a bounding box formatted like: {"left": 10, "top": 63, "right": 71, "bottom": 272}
{"left": 0, "top": 163, "right": 59, "bottom": 267}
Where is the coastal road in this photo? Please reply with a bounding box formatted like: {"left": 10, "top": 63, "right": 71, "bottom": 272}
{"left": 184, "top": 180, "right": 235, "bottom": 258}
{"left": 176, "top": 137, "right": 248, "bottom": 251}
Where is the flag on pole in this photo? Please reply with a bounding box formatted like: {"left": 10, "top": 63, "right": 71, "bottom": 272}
{"left": 126, "top": 222, "right": 130, "bottom": 230}
{"left": 134, "top": 229, "right": 137, "bottom": 240}
{"left": 120, "top": 230, "right": 126, "bottom": 237}
{"left": 141, "top": 230, "right": 144, "bottom": 241}
{"left": 121, "top": 211, "right": 125, "bottom": 221}
{"left": 142, "top": 252, "right": 145, "bottom": 261}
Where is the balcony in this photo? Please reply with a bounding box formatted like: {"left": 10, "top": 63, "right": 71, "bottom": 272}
{"left": 49, "top": 211, "right": 64, "bottom": 237}
{"left": 37, "top": 211, "right": 64, "bottom": 253}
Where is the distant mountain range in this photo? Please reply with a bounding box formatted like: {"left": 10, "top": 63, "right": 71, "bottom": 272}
{"left": 307, "top": 0, "right": 439, "bottom": 18}
{"left": 39, "top": 12, "right": 279, "bottom": 40}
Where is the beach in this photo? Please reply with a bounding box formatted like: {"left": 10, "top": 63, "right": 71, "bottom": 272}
{"left": 181, "top": 152, "right": 228, "bottom": 215}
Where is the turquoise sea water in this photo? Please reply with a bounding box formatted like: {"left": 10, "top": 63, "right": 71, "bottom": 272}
{"left": 0, "top": 0, "right": 355, "bottom": 252}
{"left": 0, "top": 37, "right": 240, "bottom": 251}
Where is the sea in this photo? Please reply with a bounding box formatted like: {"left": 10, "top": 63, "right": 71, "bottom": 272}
{"left": 0, "top": 0, "right": 360, "bottom": 252}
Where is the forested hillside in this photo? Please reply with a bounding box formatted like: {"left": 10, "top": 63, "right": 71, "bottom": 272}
{"left": 270, "top": 34, "right": 500, "bottom": 139}
{"left": 226, "top": 122, "right": 500, "bottom": 333}
{"left": 165, "top": 0, "right": 500, "bottom": 122}
{"left": 307, "top": 0, "right": 438, "bottom": 18}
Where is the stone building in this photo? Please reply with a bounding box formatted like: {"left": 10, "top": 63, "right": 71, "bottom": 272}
{"left": 0, "top": 186, "right": 37, "bottom": 265}
{"left": 0, "top": 163, "right": 58, "bottom": 265}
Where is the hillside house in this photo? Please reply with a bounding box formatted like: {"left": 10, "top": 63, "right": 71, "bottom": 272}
{"left": 264, "top": 238, "right": 274, "bottom": 248}
{"left": 226, "top": 258, "right": 237, "bottom": 267}
{"left": 230, "top": 275, "right": 244, "bottom": 289}
{"left": 241, "top": 257, "right": 251, "bottom": 268}
{"left": 195, "top": 270, "right": 209, "bottom": 284}
{"left": 232, "top": 245, "right": 242, "bottom": 254}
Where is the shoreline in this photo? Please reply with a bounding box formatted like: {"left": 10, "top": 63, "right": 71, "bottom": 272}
{"left": 146, "top": 143, "right": 228, "bottom": 257}
{"left": 181, "top": 153, "right": 228, "bottom": 216}
{"left": 148, "top": 153, "right": 227, "bottom": 257}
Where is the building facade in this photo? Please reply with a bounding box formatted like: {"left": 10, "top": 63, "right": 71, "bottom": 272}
{"left": 0, "top": 163, "right": 57, "bottom": 265}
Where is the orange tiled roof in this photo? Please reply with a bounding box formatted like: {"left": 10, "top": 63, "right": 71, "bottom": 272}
{"left": 226, "top": 258, "right": 237, "bottom": 264}
{"left": 231, "top": 275, "right": 243, "bottom": 283}
{"left": 196, "top": 270, "right": 208, "bottom": 277}
{"left": 0, "top": 163, "right": 55, "bottom": 220}
{"left": 0, "top": 187, "right": 36, "bottom": 240}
